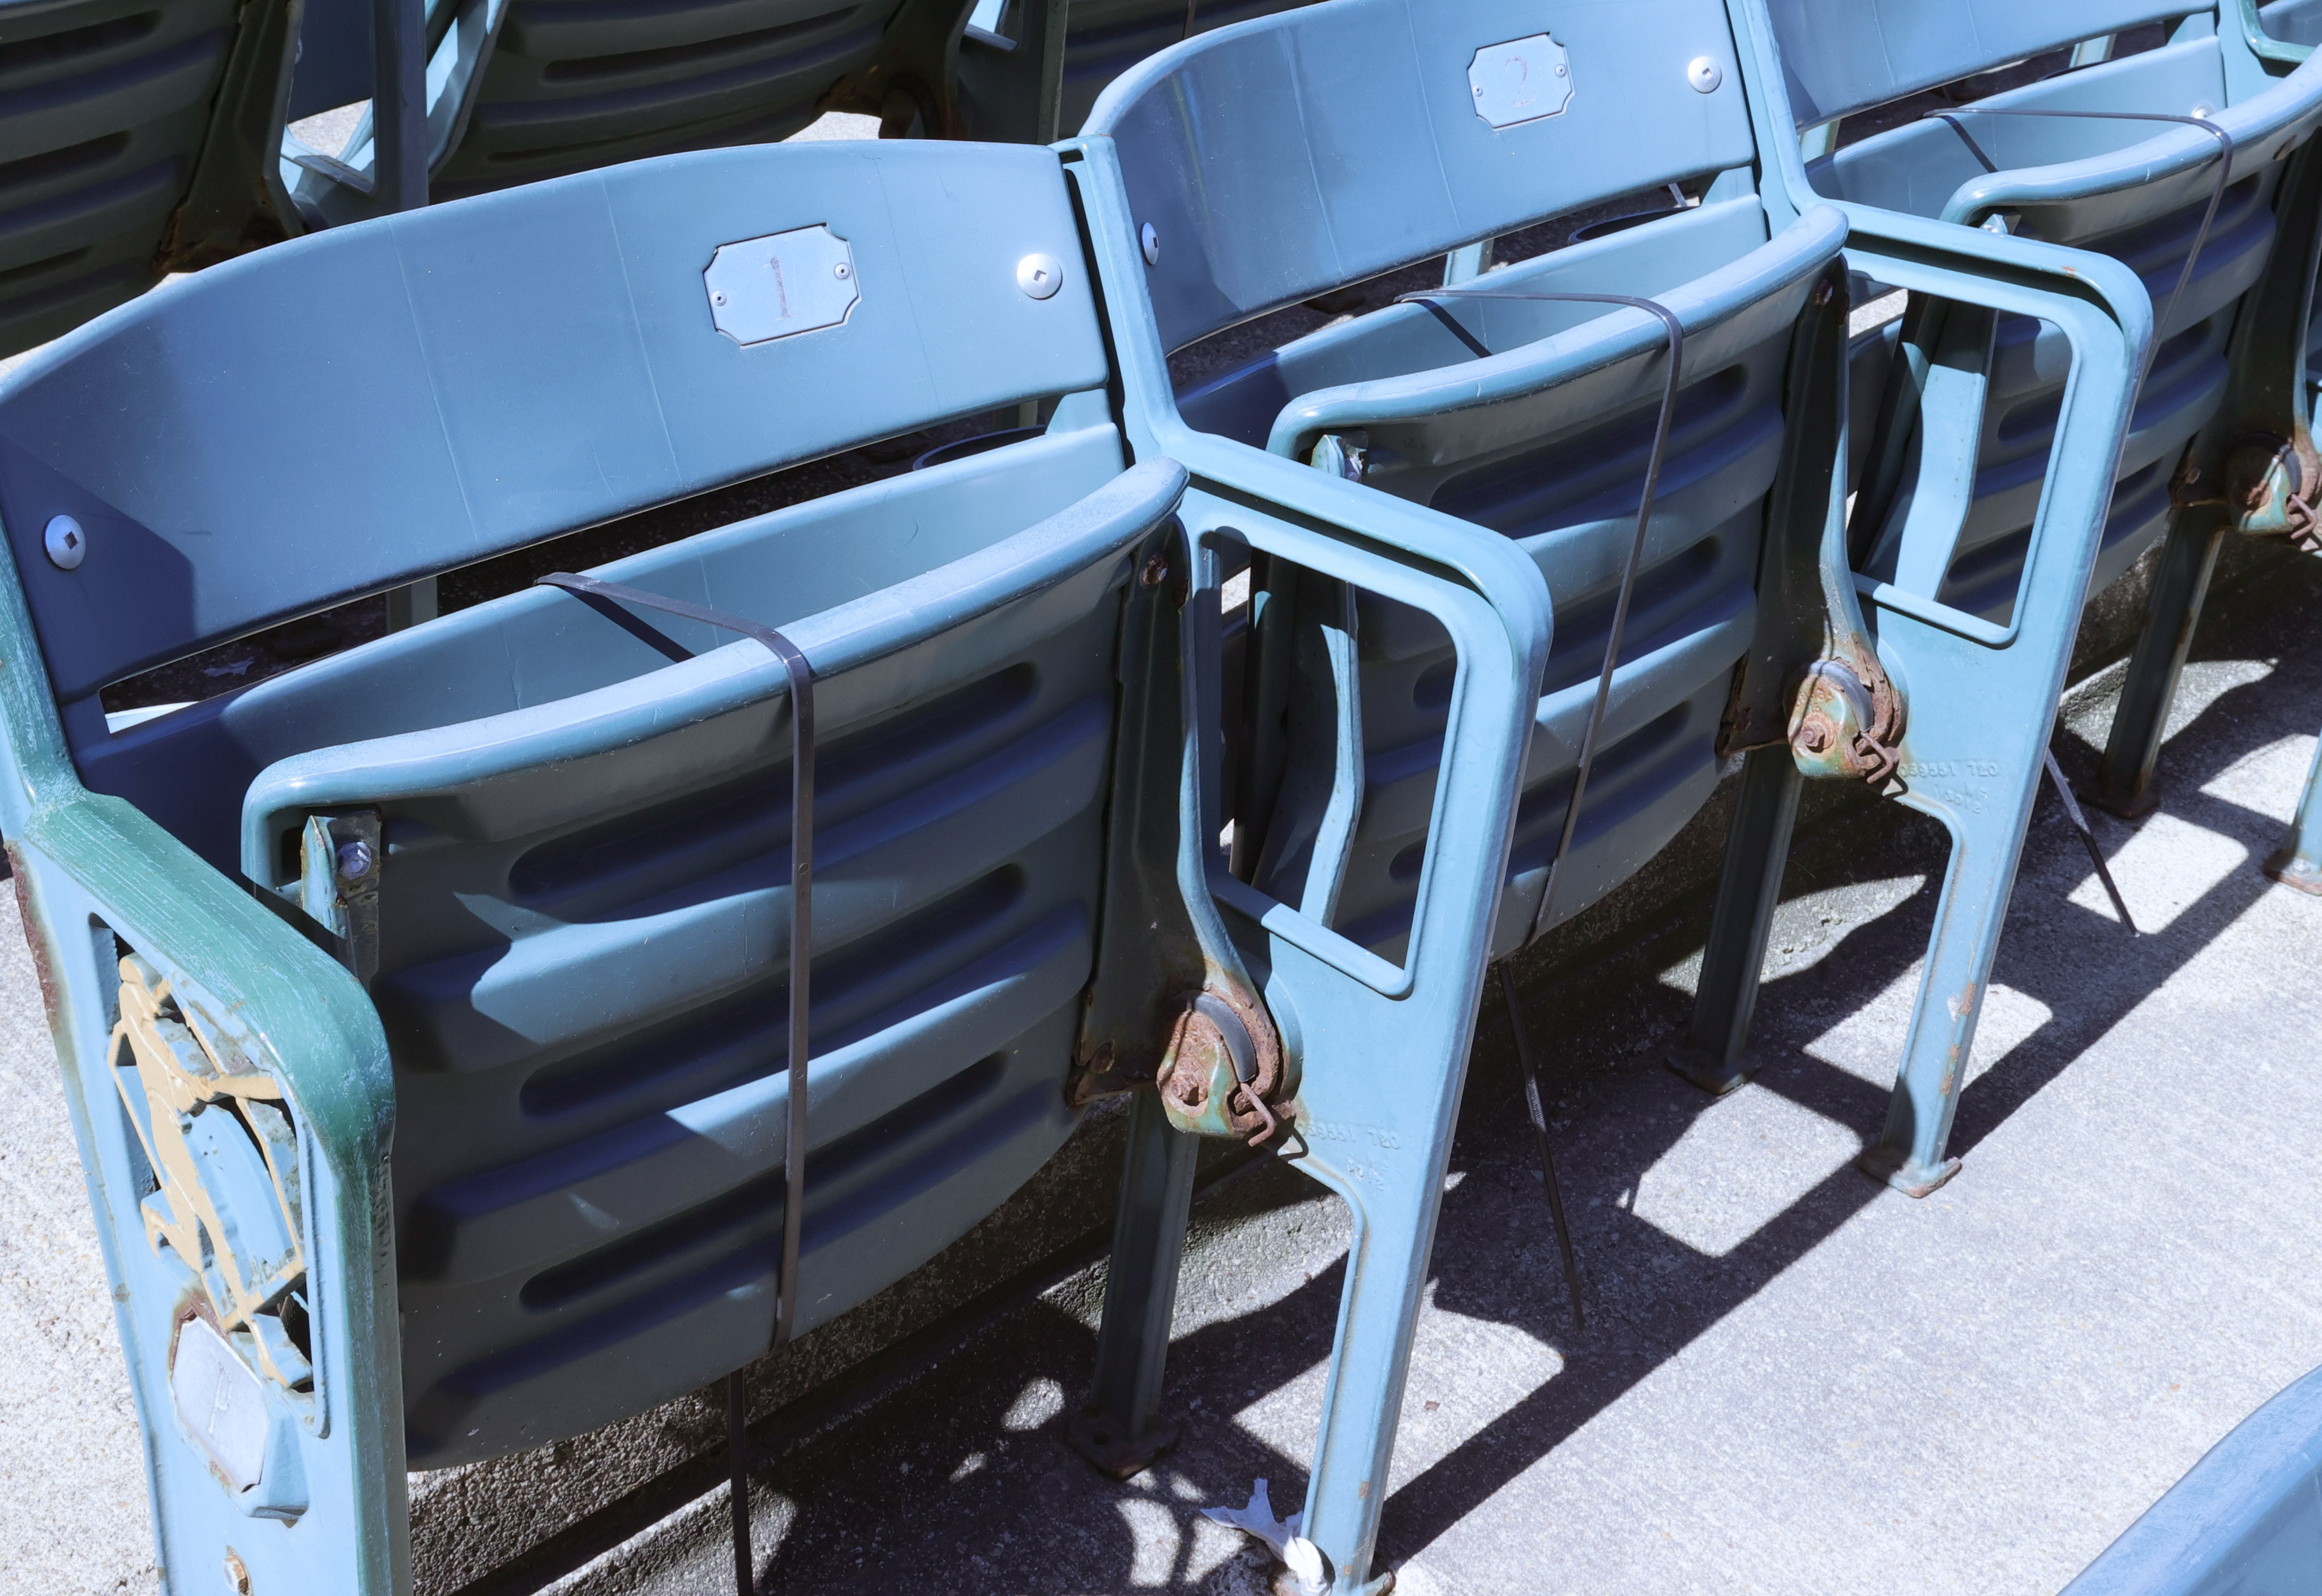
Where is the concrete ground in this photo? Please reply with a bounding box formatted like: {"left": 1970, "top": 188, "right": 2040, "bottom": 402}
{"left": 9, "top": 534, "right": 2322, "bottom": 1594}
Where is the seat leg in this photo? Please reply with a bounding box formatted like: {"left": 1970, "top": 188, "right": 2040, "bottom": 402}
{"left": 1070, "top": 1088, "right": 1198, "bottom": 1478}
{"left": 1669, "top": 746, "right": 1804, "bottom": 1094}
{"left": 2090, "top": 514, "right": 2226, "bottom": 818}
{"left": 1297, "top": 1159, "right": 1442, "bottom": 1596}
{"left": 1858, "top": 813, "right": 2019, "bottom": 1197}
{"left": 2265, "top": 733, "right": 2322, "bottom": 895}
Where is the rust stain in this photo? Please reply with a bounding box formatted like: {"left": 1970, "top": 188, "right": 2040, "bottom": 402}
{"left": 1945, "top": 981, "right": 1978, "bottom": 1022}
{"left": 6, "top": 844, "right": 65, "bottom": 1035}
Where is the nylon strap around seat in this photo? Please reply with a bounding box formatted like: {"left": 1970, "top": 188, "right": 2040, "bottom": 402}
{"left": 1382, "top": 285, "right": 1688, "bottom": 1328}
{"left": 1925, "top": 107, "right": 2238, "bottom": 376}
{"left": 1389, "top": 286, "right": 1688, "bottom": 943}
{"left": 534, "top": 571, "right": 815, "bottom": 1595}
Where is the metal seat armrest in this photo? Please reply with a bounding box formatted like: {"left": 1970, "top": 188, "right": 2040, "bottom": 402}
{"left": 0, "top": 553, "right": 405, "bottom": 1588}
{"left": 1928, "top": 50, "right": 2322, "bottom": 225}
{"left": 1831, "top": 202, "right": 2156, "bottom": 354}
{"left": 1058, "top": 136, "right": 1554, "bottom": 682}
{"left": 2241, "top": 0, "right": 2317, "bottom": 66}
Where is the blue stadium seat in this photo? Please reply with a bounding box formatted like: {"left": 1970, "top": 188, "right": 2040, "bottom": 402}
{"left": 277, "top": 0, "right": 987, "bottom": 223}
{"left": 2063, "top": 1360, "right": 2322, "bottom": 1595}
{"left": 0, "top": 127, "right": 1547, "bottom": 1590}
{"left": 1066, "top": 0, "right": 2146, "bottom": 1584}
{"left": 0, "top": 0, "right": 302, "bottom": 357}
{"left": 1725, "top": 0, "right": 2322, "bottom": 1184}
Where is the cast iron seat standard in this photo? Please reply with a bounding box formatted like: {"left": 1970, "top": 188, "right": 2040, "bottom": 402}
{"left": 1750, "top": 0, "right": 2322, "bottom": 627}
{"left": 0, "top": 0, "right": 305, "bottom": 357}
{"left": 1061, "top": 0, "right": 2146, "bottom": 1588}
{"left": 1703, "top": 0, "right": 2322, "bottom": 1187}
{"left": 0, "top": 131, "right": 1547, "bottom": 1590}
{"left": 2063, "top": 1360, "right": 2322, "bottom": 1593}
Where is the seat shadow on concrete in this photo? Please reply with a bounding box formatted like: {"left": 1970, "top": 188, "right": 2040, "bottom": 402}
{"left": 578, "top": 549, "right": 2322, "bottom": 1594}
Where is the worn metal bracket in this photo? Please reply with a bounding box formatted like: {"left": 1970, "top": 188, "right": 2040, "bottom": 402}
{"left": 1718, "top": 263, "right": 1906, "bottom": 785}
{"left": 296, "top": 811, "right": 382, "bottom": 984}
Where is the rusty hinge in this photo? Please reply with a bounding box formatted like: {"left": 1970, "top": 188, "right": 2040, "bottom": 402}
{"left": 1156, "top": 985, "right": 1289, "bottom": 1146}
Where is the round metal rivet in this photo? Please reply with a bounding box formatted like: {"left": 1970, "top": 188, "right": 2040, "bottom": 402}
{"left": 1687, "top": 55, "right": 1722, "bottom": 93}
{"left": 2192, "top": 104, "right": 2216, "bottom": 121}
{"left": 1141, "top": 223, "right": 1161, "bottom": 267}
{"left": 44, "top": 514, "right": 85, "bottom": 571}
{"left": 834, "top": 262, "right": 852, "bottom": 279}
{"left": 1016, "top": 253, "right": 1064, "bottom": 300}
{"left": 336, "top": 839, "right": 374, "bottom": 881}
{"left": 1473, "top": 84, "right": 1485, "bottom": 97}
{"left": 1555, "top": 62, "right": 1567, "bottom": 76}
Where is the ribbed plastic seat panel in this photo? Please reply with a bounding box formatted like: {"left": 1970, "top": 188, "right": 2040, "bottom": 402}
{"left": 0, "top": 0, "right": 237, "bottom": 353}
{"left": 226, "top": 431, "right": 1140, "bottom": 1467}
{"left": 430, "top": 0, "right": 897, "bottom": 195}
{"left": 1179, "top": 197, "right": 1833, "bottom": 954}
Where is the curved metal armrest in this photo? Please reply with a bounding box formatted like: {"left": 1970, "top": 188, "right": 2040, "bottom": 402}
{"left": 1934, "top": 50, "right": 2322, "bottom": 224}
{"left": 1259, "top": 207, "right": 1848, "bottom": 463}
{"left": 1835, "top": 209, "right": 2150, "bottom": 645}
{"left": 2240, "top": 0, "right": 2317, "bottom": 66}
{"left": 1059, "top": 136, "right": 1550, "bottom": 1029}
{"left": 16, "top": 792, "right": 394, "bottom": 1167}
{"left": 1833, "top": 202, "right": 2155, "bottom": 353}
{"left": 1058, "top": 136, "right": 1555, "bottom": 678}
{"left": 239, "top": 457, "right": 1189, "bottom": 881}
{"left": 0, "top": 534, "right": 392, "bottom": 1153}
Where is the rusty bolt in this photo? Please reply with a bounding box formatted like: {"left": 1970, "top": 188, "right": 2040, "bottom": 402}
{"left": 2182, "top": 464, "right": 2201, "bottom": 486}
{"left": 1811, "top": 280, "right": 1834, "bottom": 306}
{"left": 1140, "top": 554, "right": 1171, "bottom": 588}
{"left": 1798, "top": 722, "right": 1832, "bottom": 754}
{"left": 224, "top": 1550, "right": 252, "bottom": 1594}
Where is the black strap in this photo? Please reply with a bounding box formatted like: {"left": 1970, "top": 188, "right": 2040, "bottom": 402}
{"left": 1922, "top": 106, "right": 2231, "bottom": 938}
{"left": 1924, "top": 107, "right": 2237, "bottom": 367}
{"left": 1498, "top": 964, "right": 1584, "bottom": 1332}
{"left": 534, "top": 571, "right": 815, "bottom": 1595}
{"left": 1388, "top": 287, "right": 1688, "bottom": 943}
{"left": 2043, "top": 744, "right": 2139, "bottom": 935}
{"left": 1375, "top": 288, "right": 1683, "bottom": 1310}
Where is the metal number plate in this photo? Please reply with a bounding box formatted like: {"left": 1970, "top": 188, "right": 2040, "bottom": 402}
{"left": 704, "top": 225, "right": 860, "bottom": 346}
{"left": 1469, "top": 35, "right": 1573, "bottom": 129}
{"left": 172, "top": 1315, "right": 269, "bottom": 1491}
